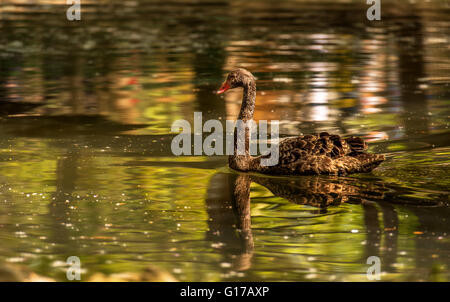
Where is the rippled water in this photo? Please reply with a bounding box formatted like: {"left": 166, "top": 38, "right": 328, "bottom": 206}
{"left": 0, "top": 0, "right": 449, "bottom": 281}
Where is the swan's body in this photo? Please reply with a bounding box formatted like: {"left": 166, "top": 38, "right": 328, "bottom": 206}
{"left": 217, "top": 68, "right": 385, "bottom": 176}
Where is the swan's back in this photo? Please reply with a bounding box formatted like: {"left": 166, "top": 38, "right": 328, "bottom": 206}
{"left": 256, "top": 132, "right": 384, "bottom": 176}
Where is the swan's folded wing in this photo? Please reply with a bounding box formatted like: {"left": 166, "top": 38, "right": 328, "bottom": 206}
{"left": 344, "top": 136, "right": 368, "bottom": 153}
{"left": 277, "top": 132, "right": 366, "bottom": 166}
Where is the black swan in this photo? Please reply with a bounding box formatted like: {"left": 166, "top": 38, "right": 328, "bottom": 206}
{"left": 217, "top": 68, "right": 385, "bottom": 175}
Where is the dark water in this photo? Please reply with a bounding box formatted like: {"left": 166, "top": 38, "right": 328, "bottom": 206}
{"left": 0, "top": 0, "right": 449, "bottom": 281}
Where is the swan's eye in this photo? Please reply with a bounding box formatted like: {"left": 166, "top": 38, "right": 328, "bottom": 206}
{"left": 228, "top": 75, "right": 237, "bottom": 86}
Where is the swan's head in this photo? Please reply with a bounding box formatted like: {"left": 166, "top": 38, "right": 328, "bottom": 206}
{"left": 216, "top": 68, "right": 256, "bottom": 94}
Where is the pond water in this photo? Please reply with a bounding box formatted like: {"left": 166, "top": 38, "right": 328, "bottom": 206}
{"left": 0, "top": 0, "right": 449, "bottom": 281}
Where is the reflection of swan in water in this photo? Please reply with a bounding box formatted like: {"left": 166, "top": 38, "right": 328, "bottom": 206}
{"left": 205, "top": 171, "right": 450, "bottom": 277}
{"left": 249, "top": 174, "right": 385, "bottom": 208}
{"left": 205, "top": 173, "right": 254, "bottom": 271}
{"left": 205, "top": 172, "right": 389, "bottom": 271}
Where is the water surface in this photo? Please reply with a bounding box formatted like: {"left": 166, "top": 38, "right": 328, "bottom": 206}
{"left": 0, "top": 0, "right": 449, "bottom": 281}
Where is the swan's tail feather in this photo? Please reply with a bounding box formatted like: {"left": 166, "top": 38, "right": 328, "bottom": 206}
{"left": 344, "top": 136, "right": 384, "bottom": 173}
{"left": 354, "top": 153, "right": 385, "bottom": 173}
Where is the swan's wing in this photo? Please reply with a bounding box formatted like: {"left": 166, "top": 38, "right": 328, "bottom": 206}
{"left": 255, "top": 132, "right": 383, "bottom": 175}
{"left": 277, "top": 132, "right": 367, "bottom": 166}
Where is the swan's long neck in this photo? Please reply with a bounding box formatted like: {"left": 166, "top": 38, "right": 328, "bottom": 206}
{"left": 229, "top": 81, "right": 256, "bottom": 171}
{"left": 238, "top": 83, "right": 256, "bottom": 122}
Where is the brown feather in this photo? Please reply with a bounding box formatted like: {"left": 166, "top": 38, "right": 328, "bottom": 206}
{"left": 254, "top": 133, "right": 385, "bottom": 176}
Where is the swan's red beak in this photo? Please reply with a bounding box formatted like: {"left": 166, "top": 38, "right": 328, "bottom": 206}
{"left": 216, "top": 81, "right": 231, "bottom": 94}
